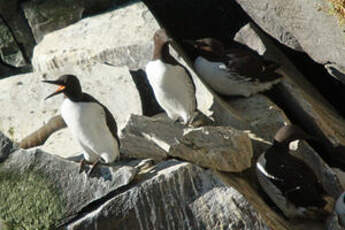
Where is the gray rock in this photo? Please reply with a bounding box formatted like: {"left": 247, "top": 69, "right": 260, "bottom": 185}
{"left": 22, "top": 0, "right": 84, "bottom": 43}
{"left": 0, "top": 132, "right": 17, "bottom": 162}
{"left": 234, "top": 0, "right": 345, "bottom": 80}
{"left": 170, "top": 126, "right": 253, "bottom": 172}
{"left": 234, "top": 23, "right": 345, "bottom": 194}
{"left": 0, "top": 148, "right": 138, "bottom": 229}
{"left": 121, "top": 114, "right": 253, "bottom": 172}
{"left": 0, "top": 17, "right": 26, "bottom": 67}
{"left": 31, "top": 2, "right": 159, "bottom": 72}
{"left": 66, "top": 160, "right": 270, "bottom": 229}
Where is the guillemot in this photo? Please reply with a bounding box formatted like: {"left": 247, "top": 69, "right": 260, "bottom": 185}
{"left": 335, "top": 191, "right": 345, "bottom": 227}
{"left": 183, "top": 38, "right": 282, "bottom": 97}
{"left": 43, "top": 75, "right": 120, "bottom": 175}
{"left": 256, "top": 125, "right": 328, "bottom": 219}
{"left": 145, "top": 29, "right": 197, "bottom": 125}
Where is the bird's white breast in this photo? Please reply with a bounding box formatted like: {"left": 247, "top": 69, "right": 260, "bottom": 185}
{"left": 145, "top": 60, "right": 196, "bottom": 124}
{"left": 194, "top": 56, "right": 277, "bottom": 97}
{"left": 60, "top": 98, "right": 119, "bottom": 163}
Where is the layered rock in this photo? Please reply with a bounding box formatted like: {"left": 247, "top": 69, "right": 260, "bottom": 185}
{"left": 235, "top": 23, "right": 345, "bottom": 172}
{"left": 64, "top": 160, "right": 270, "bottom": 230}
{"left": 121, "top": 114, "right": 253, "bottom": 172}
{"left": 234, "top": 0, "right": 345, "bottom": 82}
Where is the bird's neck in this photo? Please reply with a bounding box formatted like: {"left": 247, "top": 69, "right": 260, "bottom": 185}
{"left": 153, "top": 42, "right": 178, "bottom": 65}
{"left": 64, "top": 91, "right": 84, "bottom": 102}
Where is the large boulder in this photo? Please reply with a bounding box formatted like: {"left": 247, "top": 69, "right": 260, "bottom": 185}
{"left": 31, "top": 2, "right": 158, "bottom": 72}
{"left": 234, "top": 0, "right": 345, "bottom": 81}
{"left": 121, "top": 114, "right": 253, "bottom": 172}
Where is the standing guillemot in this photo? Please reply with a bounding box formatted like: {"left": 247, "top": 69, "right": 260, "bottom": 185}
{"left": 145, "top": 29, "right": 197, "bottom": 125}
{"left": 256, "top": 125, "right": 328, "bottom": 219}
{"left": 183, "top": 38, "right": 282, "bottom": 97}
{"left": 43, "top": 75, "right": 120, "bottom": 175}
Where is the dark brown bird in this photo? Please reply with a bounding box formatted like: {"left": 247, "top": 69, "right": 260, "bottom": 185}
{"left": 256, "top": 125, "right": 328, "bottom": 219}
{"left": 184, "top": 38, "right": 282, "bottom": 97}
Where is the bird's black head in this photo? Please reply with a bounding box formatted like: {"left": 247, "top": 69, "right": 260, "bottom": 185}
{"left": 183, "top": 38, "right": 225, "bottom": 58}
{"left": 273, "top": 125, "right": 315, "bottom": 145}
{"left": 43, "top": 74, "right": 82, "bottom": 101}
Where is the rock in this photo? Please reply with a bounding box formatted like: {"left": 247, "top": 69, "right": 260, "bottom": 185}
{"left": 22, "top": 0, "right": 84, "bottom": 43}
{"left": 234, "top": 0, "right": 345, "bottom": 81}
{"left": 32, "top": 2, "right": 159, "bottom": 72}
{"left": 0, "top": 147, "right": 138, "bottom": 230}
{"left": 0, "top": 132, "right": 17, "bottom": 162}
{"left": 170, "top": 126, "right": 253, "bottom": 172}
{"left": 0, "top": 64, "right": 142, "bottom": 157}
{"left": 1, "top": 1, "right": 36, "bottom": 62}
{"left": 64, "top": 160, "right": 270, "bottom": 229}
{"left": 121, "top": 114, "right": 252, "bottom": 172}
{"left": 235, "top": 23, "right": 345, "bottom": 175}
{"left": 0, "top": 17, "right": 26, "bottom": 67}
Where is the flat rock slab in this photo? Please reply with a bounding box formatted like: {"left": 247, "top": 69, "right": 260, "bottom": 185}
{"left": 0, "top": 147, "right": 138, "bottom": 229}
{"left": 66, "top": 160, "right": 270, "bottom": 229}
{"left": 0, "top": 63, "right": 141, "bottom": 157}
{"left": 121, "top": 114, "right": 253, "bottom": 172}
{"left": 32, "top": 2, "right": 159, "bottom": 71}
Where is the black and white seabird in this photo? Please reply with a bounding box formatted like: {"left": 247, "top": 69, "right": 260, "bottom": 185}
{"left": 335, "top": 191, "right": 345, "bottom": 227}
{"left": 256, "top": 125, "right": 327, "bottom": 219}
{"left": 146, "top": 29, "right": 197, "bottom": 125}
{"left": 183, "top": 38, "right": 282, "bottom": 97}
{"left": 43, "top": 75, "right": 120, "bottom": 175}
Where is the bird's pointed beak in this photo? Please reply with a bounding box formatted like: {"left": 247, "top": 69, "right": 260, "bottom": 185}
{"left": 42, "top": 80, "right": 66, "bottom": 100}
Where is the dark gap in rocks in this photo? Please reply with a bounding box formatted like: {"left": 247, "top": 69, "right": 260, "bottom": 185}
{"left": 81, "top": 0, "right": 139, "bottom": 18}
{"left": 142, "top": 0, "right": 251, "bottom": 42}
{"left": 129, "top": 69, "right": 163, "bottom": 116}
{"left": 274, "top": 41, "right": 345, "bottom": 120}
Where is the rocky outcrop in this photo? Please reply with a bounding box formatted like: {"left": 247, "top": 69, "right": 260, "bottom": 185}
{"left": 234, "top": 0, "right": 345, "bottom": 82}
{"left": 31, "top": 2, "right": 158, "bottom": 72}
{"left": 121, "top": 114, "right": 253, "bottom": 172}
{"left": 65, "top": 160, "right": 269, "bottom": 230}
{"left": 2, "top": 1, "right": 345, "bottom": 229}
{"left": 235, "top": 23, "right": 345, "bottom": 171}
{"left": 0, "top": 139, "right": 138, "bottom": 229}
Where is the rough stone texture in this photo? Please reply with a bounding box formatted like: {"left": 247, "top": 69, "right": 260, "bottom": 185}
{"left": 234, "top": 0, "right": 345, "bottom": 81}
{"left": 121, "top": 114, "right": 252, "bottom": 172}
{"left": 32, "top": 2, "right": 158, "bottom": 72}
{"left": 0, "top": 148, "right": 138, "bottom": 229}
{"left": 0, "top": 17, "right": 26, "bottom": 67}
{"left": 0, "top": 64, "right": 142, "bottom": 157}
{"left": 170, "top": 126, "right": 253, "bottom": 172}
{"left": 22, "top": 0, "right": 84, "bottom": 43}
{"left": 0, "top": 132, "right": 17, "bottom": 162}
{"left": 327, "top": 212, "right": 344, "bottom": 230}
{"left": 235, "top": 23, "right": 345, "bottom": 173}
{"left": 66, "top": 160, "right": 270, "bottom": 230}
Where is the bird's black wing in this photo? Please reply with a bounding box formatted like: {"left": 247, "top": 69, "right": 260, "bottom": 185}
{"left": 263, "top": 149, "right": 325, "bottom": 207}
{"left": 223, "top": 48, "right": 282, "bottom": 82}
